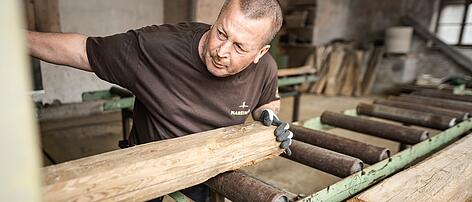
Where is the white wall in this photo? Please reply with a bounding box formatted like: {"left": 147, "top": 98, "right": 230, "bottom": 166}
{"left": 39, "top": 0, "right": 163, "bottom": 103}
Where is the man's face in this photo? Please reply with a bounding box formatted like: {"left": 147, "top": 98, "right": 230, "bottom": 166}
{"left": 200, "top": 2, "right": 272, "bottom": 77}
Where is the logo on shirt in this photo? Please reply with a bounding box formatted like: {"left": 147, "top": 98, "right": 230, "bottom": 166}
{"left": 231, "top": 101, "right": 251, "bottom": 116}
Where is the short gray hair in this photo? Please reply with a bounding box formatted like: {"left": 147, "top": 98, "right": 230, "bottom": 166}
{"left": 218, "top": 0, "right": 283, "bottom": 45}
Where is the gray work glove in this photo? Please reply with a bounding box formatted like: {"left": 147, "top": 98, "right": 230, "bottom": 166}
{"left": 259, "top": 109, "right": 293, "bottom": 156}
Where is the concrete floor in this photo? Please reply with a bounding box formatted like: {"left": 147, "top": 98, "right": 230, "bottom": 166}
{"left": 39, "top": 94, "right": 435, "bottom": 198}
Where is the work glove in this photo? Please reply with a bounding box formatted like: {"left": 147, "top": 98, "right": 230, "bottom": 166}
{"left": 259, "top": 109, "right": 293, "bottom": 156}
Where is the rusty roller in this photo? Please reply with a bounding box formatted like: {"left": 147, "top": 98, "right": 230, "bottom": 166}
{"left": 206, "top": 171, "right": 288, "bottom": 202}
{"left": 357, "top": 103, "right": 456, "bottom": 130}
{"left": 374, "top": 99, "right": 469, "bottom": 122}
{"left": 412, "top": 89, "right": 472, "bottom": 103}
{"left": 401, "top": 93, "right": 472, "bottom": 107}
{"left": 282, "top": 140, "right": 363, "bottom": 178}
{"left": 320, "top": 111, "right": 429, "bottom": 145}
{"left": 391, "top": 94, "right": 472, "bottom": 113}
{"left": 290, "top": 125, "right": 389, "bottom": 164}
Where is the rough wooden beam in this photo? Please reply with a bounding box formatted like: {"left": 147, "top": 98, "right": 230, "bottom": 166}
{"left": 351, "top": 133, "right": 472, "bottom": 202}
{"left": 33, "top": 0, "right": 60, "bottom": 32}
{"left": 42, "top": 122, "right": 283, "bottom": 202}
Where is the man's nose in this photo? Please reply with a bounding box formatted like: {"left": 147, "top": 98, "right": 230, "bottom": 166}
{"left": 217, "top": 41, "right": 231, "bottom": 58}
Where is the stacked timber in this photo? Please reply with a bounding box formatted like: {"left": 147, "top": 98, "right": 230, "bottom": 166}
{"left": 308, "top": 41, "right": 384, "bottom": 96}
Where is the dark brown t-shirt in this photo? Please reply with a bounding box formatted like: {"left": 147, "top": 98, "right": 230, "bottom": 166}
{"left": 86, "top": 22, "right": 279, "bottom": 144}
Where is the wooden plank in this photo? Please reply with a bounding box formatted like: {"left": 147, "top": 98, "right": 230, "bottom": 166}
{"left": 361, "top": 46, "right": 384, "bottom": 95}
{"left": 309, "top": 45, "right": 332, "bottom": 94}
{"left": 42, "top": 122, "right": 283, "bottom": 202}
{"left": 33, "top": 0, "right": 61, "bottom": 32}
{"left": 324, "top": 45, "right": 346, "bottom": 96}
{"left": 351, "top": 133, "right": 472, "bottom": 202}
{"left": 24, "top": 0, "right": 36, "bottom": 30}
{"left": 37, "top": 100, "right": 107, "bottom": 121}
{"left": 339, "top": 51, "right": 357, "bottom": 96}
{"left": 277, "top": 65, "right": 316, "bottom": 77}
{"left": 401, "top": 16, "right": 472, "bottom": 74}
{"left": 353, "top": 50, "right": 368, "bottom": 97}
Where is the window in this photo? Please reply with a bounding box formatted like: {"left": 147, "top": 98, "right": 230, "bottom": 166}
{"left": 436, "top": 0, "right": 472, "bottom": 46}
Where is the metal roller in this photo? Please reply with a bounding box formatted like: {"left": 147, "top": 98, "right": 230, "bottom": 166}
{"left": 412, "top": 89, "right": 472, "bottom": 103}
{"left": 391, "top": 94, "right": 472, "bottom": 112}
{"left": 374, "top": 99, "right": 469, "bottom": 122}
{"left": 283, "top": 140, "right": 363, "bottom": 178}
{"left": 320, "top": 111, "right": 429, "bottom": 144}
{"left": 206, "top": 171, "right": 288, "bottom": 202}
{"left": 290, "top": 125, "right": 389, "bottom": 164}
{"left": 357, "top": 103, "right": 456, "bottom": 130}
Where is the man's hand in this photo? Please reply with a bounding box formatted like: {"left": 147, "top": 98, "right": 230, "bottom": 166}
{"left": 259, "top": 109, "right": 293, "bottom": 156}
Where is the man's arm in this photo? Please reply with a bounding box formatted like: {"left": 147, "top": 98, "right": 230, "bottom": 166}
{"left": 252, "top": 100, "right": 280, "bottom": 121}
{"left": 27, "top": 31, "right": 92, "bottom": 71}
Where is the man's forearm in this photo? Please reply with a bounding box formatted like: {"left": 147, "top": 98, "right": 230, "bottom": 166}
{"left": 252, "top": 100, "right": 281, "bottom": 121}
{"left": 27, "top": 31, "right": 92, "bottom": 71}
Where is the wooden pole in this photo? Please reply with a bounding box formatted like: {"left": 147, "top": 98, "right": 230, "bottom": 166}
{"left": 0, "top": 0, "right": 42, "bottom": 201}
{"left": 42, "top": 122, "right": 284, "bottom": 202}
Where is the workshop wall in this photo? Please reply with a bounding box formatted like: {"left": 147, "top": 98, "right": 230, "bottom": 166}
{"left": 313, "top": 0, "right": 472, "bottom": 93}
{"left": 39, "top": 0, "right": 163, "bottom": 103}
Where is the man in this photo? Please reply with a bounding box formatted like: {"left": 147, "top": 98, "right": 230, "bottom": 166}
{"left": 28, "top": 0, "right": 292, "bottom": 201}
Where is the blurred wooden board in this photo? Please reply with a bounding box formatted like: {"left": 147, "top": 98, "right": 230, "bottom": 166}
{"left": 277, "top": 65, "right": 316, "bottom": 77}
{"left": 350, "top": 133, "right": 472, "bottom": 202}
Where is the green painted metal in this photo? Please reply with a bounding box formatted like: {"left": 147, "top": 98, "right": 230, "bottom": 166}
{"left": 342, "top": 109, "right": 358, "bottom": 116}
{"left": 82, "top": 90, "right": 113, "bottom": 101}
{"left": 278, "top": 75, "right": 318, "bottom": 87}
{"left": 298, "top": 118, "right": 472, "bottom": 202}
{"left": 168, "top": 191, "right": 188, "bottom": 202}
{"left": 453, "top": 84, "right": 472, "bottom": 95}
{"left": 103, "top": 97, "right": 135, "bottom": 111}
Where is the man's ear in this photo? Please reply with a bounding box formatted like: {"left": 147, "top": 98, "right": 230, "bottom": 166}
{"left": 253, "top": 45, "right": 270, "bottom": 64}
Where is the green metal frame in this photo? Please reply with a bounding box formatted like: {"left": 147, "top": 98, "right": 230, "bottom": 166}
{"left": 298, "top": 114, "right": 472, "bottom": 202}
{"left": 82, "top": 90, "right": 114, "bottom": 101}
{"left": 278, "top": 75, "right": 318, "bottom": 87}
{"left": 453, "top": 84, "right": 472, "bottom": 95}
{"left": 102, "top": 97, "right": 135, "bottom": 111}
{"left": 168, "top": 191, "right": 188, "bottom": 202}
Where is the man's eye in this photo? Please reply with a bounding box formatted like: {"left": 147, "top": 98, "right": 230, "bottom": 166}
{"left": 217, "top": 30, "right": 227, "bottom": 40}
{"left": 235, "top": 44, "right": 246, "bottom": 53}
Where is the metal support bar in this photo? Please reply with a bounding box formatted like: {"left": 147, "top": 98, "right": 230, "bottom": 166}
{"left": 206, "top": 171, "right": 288, "bottom": 202}
{"left": 391, "top": 94, "right": 472, "bottom": 112}
{"left": 82, "top": 89, "right": 113, "bottom": 101}
{"left": 413, "top": 89, "right": 472, "bottom": 103}
{"left": 357, "top": 103, "right": 456, "bottom": 130}
{"left": 292, "top": 92, "right": 301, "bottom": 122}
{"left": 118, "top": 109, "right": 134, "bottom": 148}
{"left": 278, "top": 75, "right": 318, "bottom": 87}
{"left": 103, "top": 97, "right": 135, "bottom": 111}
{"left": 290, "top": 125, "right": 389, "bottom": 165}
{"left": 283, "top": 140, "right": 363, "bottom": 178}
{"left": 168, "top": 191, "right": 190, "bottom": 202}
{"left": 401, "top": 94, "right": 472, "bottom": 107}
{"left": 298, "top": 118, "right": 472, "bottom": 202}
{"left": 279, "top": 91, "right": 302, "bottom": 122}
{"left": 320, "top": 111, "right": 429, "bottom": 145}
{"left": 374, "top": 99, "right": 469, "bottom": 121}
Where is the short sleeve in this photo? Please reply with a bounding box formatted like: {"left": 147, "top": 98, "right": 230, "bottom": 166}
{"left": 256, "top": 55, "right": 280, "bottom": 108}
{"left": 86, "top": 31, "right": 140, "bottom": 91}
